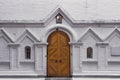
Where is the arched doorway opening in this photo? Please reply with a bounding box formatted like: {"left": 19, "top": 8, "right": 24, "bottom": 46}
{"left": 47, "top": 30, "right": 70, "bottom": 77}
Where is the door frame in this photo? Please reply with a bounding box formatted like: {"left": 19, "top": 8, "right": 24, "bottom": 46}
{"left": 47, "top": 30, "right": 71, "bottom": 77}
{"left": 42, "top": 26, "right": 76, "bottom": 77}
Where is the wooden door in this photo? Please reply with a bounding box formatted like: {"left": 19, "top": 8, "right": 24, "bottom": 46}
{"left": 47, "top": 30, "right": 70, "bottom": 77}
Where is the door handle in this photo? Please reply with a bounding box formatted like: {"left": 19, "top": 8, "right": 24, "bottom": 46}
{"left": 59, "top": 60, "right": 62, "bottom": 63}
{"left": 55, "top": 60, "right": 58, "bottom": 63}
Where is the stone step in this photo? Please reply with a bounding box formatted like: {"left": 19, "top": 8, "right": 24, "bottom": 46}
{"left": 45, "top": 78, "right": 72, "bottom": 80}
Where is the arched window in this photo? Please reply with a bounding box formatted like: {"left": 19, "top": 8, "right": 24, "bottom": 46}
{"left": 87, "top": 47, "right": 93, "bottom": 58}
{"left": 56, "top": 13, "right": 63, "bottom": 24}
{"left": 25, "top": 46, "right": 31, "bottom": 59}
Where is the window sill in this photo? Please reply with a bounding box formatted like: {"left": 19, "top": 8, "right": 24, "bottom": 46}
{"left": 0, "top": 61, "right": 10, "bottom": 63}
{"left": 82, "top": 59, "right": 98, "bottom": 62}
{"left": 108, "top": 59, "right": 120, "bottom": 62}
{"left": 20, "top": 60, "right": 34, "bottom": 63}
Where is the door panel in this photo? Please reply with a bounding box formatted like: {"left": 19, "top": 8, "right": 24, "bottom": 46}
{"left": 47, "top": 30, "right": 70, "bottom": 77}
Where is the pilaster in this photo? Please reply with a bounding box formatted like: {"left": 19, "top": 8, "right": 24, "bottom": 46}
{"left": 96, "top": 42, "right": 109, "bottom": 70}
{"left": 34, "top": 42, "right": 48, "bottom": 75}
{"left": 8, "top": 43, "right": 20, "bottom": 70}
{"left": 69, "top": 42, "right": 83, "bottom": 74}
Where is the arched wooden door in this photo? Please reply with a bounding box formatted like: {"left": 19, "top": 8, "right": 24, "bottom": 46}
{"left": 47, "top": 30, "right": 70, "bottom": 77}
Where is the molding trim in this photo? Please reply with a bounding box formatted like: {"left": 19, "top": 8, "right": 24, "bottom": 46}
{"left": 0, "top": 28, "right": 14, "bottom": 42}
{"left": 8, "top": 43, "right": 20, "bottom": 46}
{"left": 104, "top": 28, "right": 120, "bottom": 41}
{"left": 78, "top": 28, "right": 103, "bottom": 42}
{"left": 96, "top": 42, "right": 109, "bottom": 45}
{"left": 34, "top": 42, "right": 48, "bottom": 45}
{"left": 69, "top": 42, "right": 83, "bottom": 45}
{"left": 16, "top": 29, "right": 40, "bottom": 42}
{"left": 43, "top": 24, "right": 77, "bottom": 42}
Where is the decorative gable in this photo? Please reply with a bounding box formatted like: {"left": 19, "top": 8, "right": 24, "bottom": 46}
{"left": 0, "top": 29, "right": 13, "bottom": 43}
{"left": 78, "top": 28, "right": 103, "bottom": 42}
{"left": 44, "top": 6, "right": 73, "bottom": 26}
{"left": 0, "top": 29, "right": 13, "bottom": 62}
{"left": 17, "top": 29, "right": 38, "bottom": 63}
{"left": 105, "top": 28, "right": 120, "bottom": 41}
{"left": 16, "top": 29, "right": 39, "bottom": 43}
{"left": 105, "top": 28, "right": 120, "bottom": 47}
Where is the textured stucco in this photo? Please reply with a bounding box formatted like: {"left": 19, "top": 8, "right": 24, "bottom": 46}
{"left": 0, "top": 0, "right": 120, "bottom": 77}
{"left": 0, "top": 0, "right": 120, "bottom": 20}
